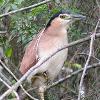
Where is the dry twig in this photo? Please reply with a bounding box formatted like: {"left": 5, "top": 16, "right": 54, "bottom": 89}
{"left": 78, "top": 20, "right": 100, "bottom": 100}
{"left": 47, "top": 62, "right": 100, "bottom": 89}
{"left": 0, "top": 60, "right": 38, "bottom": 100}
{"left": 77, "top": 53, "right": 100, "bottom": 62}
{"left": 0, "top": 77, "right": 20, "bottom": 100}
{"left": 21, "top": 62, "right": 100, "bottom": 93}
{"left": 0, "top": 0, "right": 51, "bottom": 18}
{"left": 96, "top": 0, "right": 100, "bottom": 10}
{"left": 0, "top": 31, "right": 7, "bottom": 34}
{"left": 0, "top": 33, "right": 100, "bottom": 100}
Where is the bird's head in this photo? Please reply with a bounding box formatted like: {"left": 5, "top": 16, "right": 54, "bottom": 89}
{"left": 46, "top": 10, "right": 86, "bottom": 30}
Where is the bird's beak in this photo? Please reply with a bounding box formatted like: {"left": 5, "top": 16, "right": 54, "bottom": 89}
{"left": 70, "top": 14, "right": 86, "bottom": 20}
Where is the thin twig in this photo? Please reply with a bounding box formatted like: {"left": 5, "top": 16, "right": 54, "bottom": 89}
{"left": 0, "top": 72, "right": 11, "bottom": 85}
{"left": 0, "top": 31, "right": 7, "bottom": 34}
{"left": 78, "top": 20, "right": 100, "bottom": 100}
{"left": 78, "top": 34, "right": 94, "bottom": 100}
{"left": 0, "top": 77, "right": 20, "bottom": 100}
{"left": 0, "top": 60, "right": 38, "bottom": 100}
{"left": 77, "top": 53, "right": 100, "bottom": 62}
{"left": 96, "top": 0, "right": 100, "bottom": 10}
{"left": 8, "top": 62, "right": 100, "bottom": 97}
{"left": 0, "top": 0, "right": 51, "bottom": 18}
{"left": 0, "top": 33, "right": 100, "bottom": 100}
{"left": 0, "top": 60, "right": 18, "bottom": 83}
{"left": 21, "top": 62, "right": 100, "bottom": 93}
{"left": 47, "top": 62, "right": 100, "bottom": 89}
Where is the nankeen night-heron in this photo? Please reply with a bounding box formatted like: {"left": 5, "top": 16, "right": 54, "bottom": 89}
{"left": 19, "top": 11, "right": 85, "bottom": 100}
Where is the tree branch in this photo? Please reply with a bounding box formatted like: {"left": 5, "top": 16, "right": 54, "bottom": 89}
{"left": 78, "top": 20, "right": 100, "bottom": 100}
{"left": 0, "top": 60, "right": 38, "bottom": 100}
{"left": 77, "top": 53, "right": 100, "bottom": 62}
{"left": 0, "top": 72, "right": 11, "bottom": 85}
{"left": 78, "top": 35, "right": 94, "bottom": 100}
{"left": 47, "top": 62, "right": 100, "bottom": 89}
{"left": 0, "top": 33, "right": 100, "bottom": 100}
{"left": 96, "top": 0, "right": 100, "bottom": 10}
{"left": 0, "top": 31, "right": 7, "bottom": 34}
{"left": 0, "top": 77, "right": 20, "bottom": 100}
{"left": 21, "top": 62, "right": 100, "bottom": 94}
{"left": 0, "top": 0, "right": 51, "bottom": 18}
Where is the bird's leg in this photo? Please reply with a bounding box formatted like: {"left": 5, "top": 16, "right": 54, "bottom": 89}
{"left": 38, "top": 86, "right": 46, "bottom": 100}
{"left": 43, "top": 71, "right": 49, "bottom": 83}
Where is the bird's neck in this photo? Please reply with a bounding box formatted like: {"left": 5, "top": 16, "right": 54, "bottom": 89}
{"left": 45, "top": 26, "right": 68, "bottom": 37}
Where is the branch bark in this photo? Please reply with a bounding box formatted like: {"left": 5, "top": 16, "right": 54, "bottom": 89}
{"left": 0, "top": 31, "right": 7, "bottom": 34}
{"left": 78, "top": 20, "right": 100, "bottom": 100}
{"left": 0, "top": 60, "right": 38, "bottom": 100}
{"left": 47, "top": 62, "right": 100, "bottom": 89}
{"left": 21, "top": 62, "right": 100, "bottom": 93}
{"left": 0, "top": 0, "right": 51, "bottom": 18}
{"left": 0, "top": 33, "right": 100, "bottom": 100}
{"left": 0, "top": 77, "right": 20, "bottom": 100}
{"left": 77, "top": 53, "right": 100, "bottom": 62}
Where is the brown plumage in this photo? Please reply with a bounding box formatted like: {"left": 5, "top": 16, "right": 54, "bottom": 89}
{"left": 20, "top": 37, "right": 37, "bottom": 74}
{"left": 19, "top": 11, "right": 85, "bottom": 100}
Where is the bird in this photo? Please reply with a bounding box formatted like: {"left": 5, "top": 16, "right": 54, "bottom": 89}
{"left": 19, "top": 10, "right": 85, "bottom": 100}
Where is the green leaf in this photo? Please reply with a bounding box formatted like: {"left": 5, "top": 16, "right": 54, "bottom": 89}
{"left": 0, "top": 0, "right": 4, "bottom": 6}
{"left": 64, "top": 62, "right": 82, "bottom": 69}
{"left": 72, "top": 63, "right": 82, "bottom": 69}
{"left": 11, "top": 4, "right": 18, "bottom": 10}
{"left": 12, "top": 80, "right": 16, "bottom": 84}
{"left": 14, "top": 0, "right": 24, "bottom": 4}
{"left": 5, "top": 47, "right": 13, "bottom": 58}
{"left": 32, "top": 4, "right": 48, "bottom": 16}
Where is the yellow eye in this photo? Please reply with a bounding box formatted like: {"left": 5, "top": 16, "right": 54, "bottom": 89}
{"left": 60, "top": 15, "right": 66, "bottom": 19}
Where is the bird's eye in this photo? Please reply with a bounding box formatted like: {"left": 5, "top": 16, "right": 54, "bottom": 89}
{"left": 60, "top": 15, "right": 66, "bottom": 19}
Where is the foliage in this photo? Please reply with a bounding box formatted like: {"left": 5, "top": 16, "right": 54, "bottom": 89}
{"left": 64, "top": 61, "right": 82, "bottom": 69}
{"left": 69, "top": 25, "right": 83, "bottom": 41}
{"left": 0, "top": 0, "right": 83, "bottom": 59}
{"left": 0, "top": 0, "right": 4, "bottom": 6}
{"left": 0, "top": 0, "right": 99, "bottom": 100}
{"left": 5, "top": 47, "right": 13, "bottom": 57}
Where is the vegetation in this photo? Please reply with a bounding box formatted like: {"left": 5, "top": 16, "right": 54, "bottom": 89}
{"left": 0, "top": 0, "right": 99, "bottom": 100}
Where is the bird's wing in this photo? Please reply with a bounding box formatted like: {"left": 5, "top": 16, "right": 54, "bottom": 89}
{"left": 19, "top": 29, "right": 44, "bottom": 74}
{"left": 19, "top": 38, "right": 37, "bottom": 74}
